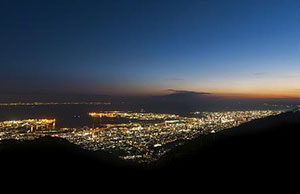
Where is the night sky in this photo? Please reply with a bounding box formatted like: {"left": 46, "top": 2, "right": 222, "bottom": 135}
{"left": 1, "top": 0, "right": 300, "bottom": 97}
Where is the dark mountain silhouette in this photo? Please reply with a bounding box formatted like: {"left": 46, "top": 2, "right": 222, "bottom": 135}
{"left": 1, "top": 111, "right": 300, "bottom": 183}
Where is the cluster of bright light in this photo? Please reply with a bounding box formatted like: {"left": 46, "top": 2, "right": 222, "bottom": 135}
{"left": 119, "top": 112, "right": 179, "bottom": 120}
{"left": 0, "top": 119, "right": 56, "bottom": 140}
{"left": 88, "top": 111, "right": 179, "bottom": 120}
{"left": 89, "top": 112, "right": 120, "bottom": 118}
{"left": 0, "top": 119, "right": 56, "bottom": 128}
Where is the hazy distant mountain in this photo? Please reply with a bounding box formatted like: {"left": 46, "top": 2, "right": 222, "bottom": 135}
{"left": 163, "top": 89, "right": 212, "bottom": 99}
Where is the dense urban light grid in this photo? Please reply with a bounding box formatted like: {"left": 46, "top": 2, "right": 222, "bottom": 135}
{"left": 0, "top": 110, "right": 283, "bottom": 162}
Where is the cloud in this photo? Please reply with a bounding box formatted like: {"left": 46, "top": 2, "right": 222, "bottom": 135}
{"left": 279, "top": 75, "right": 300, "bottom": 79}
{"left": 165, "top": 77, "right": 184, "bottom": 81}
{"left": 166, "top": 89, "right": 211, "bottom": 96}
{"left": 252, "top": 72, "right": 267, "bottom": 78}
{"left": 252, "top": 72, "right": 300, "bottom": 79}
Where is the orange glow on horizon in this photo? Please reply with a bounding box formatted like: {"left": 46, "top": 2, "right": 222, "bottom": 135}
{"left": 211, "top": 91, "right": 300, "bottom": 99}
{"left": 112, "top": 90, "right": 300, "bottom": 99}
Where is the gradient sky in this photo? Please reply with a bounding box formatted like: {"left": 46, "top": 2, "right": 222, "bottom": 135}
{"left": 1, "top": 0, "right": 300, "bottom": 97}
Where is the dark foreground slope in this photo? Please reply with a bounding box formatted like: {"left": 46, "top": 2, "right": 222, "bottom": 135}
{"left": 0, "top": 137, "right": 132, "bottom": 173}
{"left": 1, "top": 111, "right": 300, "bottom": 183}
{"left": 158, "top": 111, "right": 300, "bottom": 175}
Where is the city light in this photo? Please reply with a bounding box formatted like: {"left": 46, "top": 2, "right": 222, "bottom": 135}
{"left": 0, "top": 110, "right": 283, "bottom": 163}
{"left": 0, "top": 102, "right": 111, "bottom": 107}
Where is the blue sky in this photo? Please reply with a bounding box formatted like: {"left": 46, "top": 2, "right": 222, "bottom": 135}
{"left": 1, "top": 0, "right": 300, "bottom": 97}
